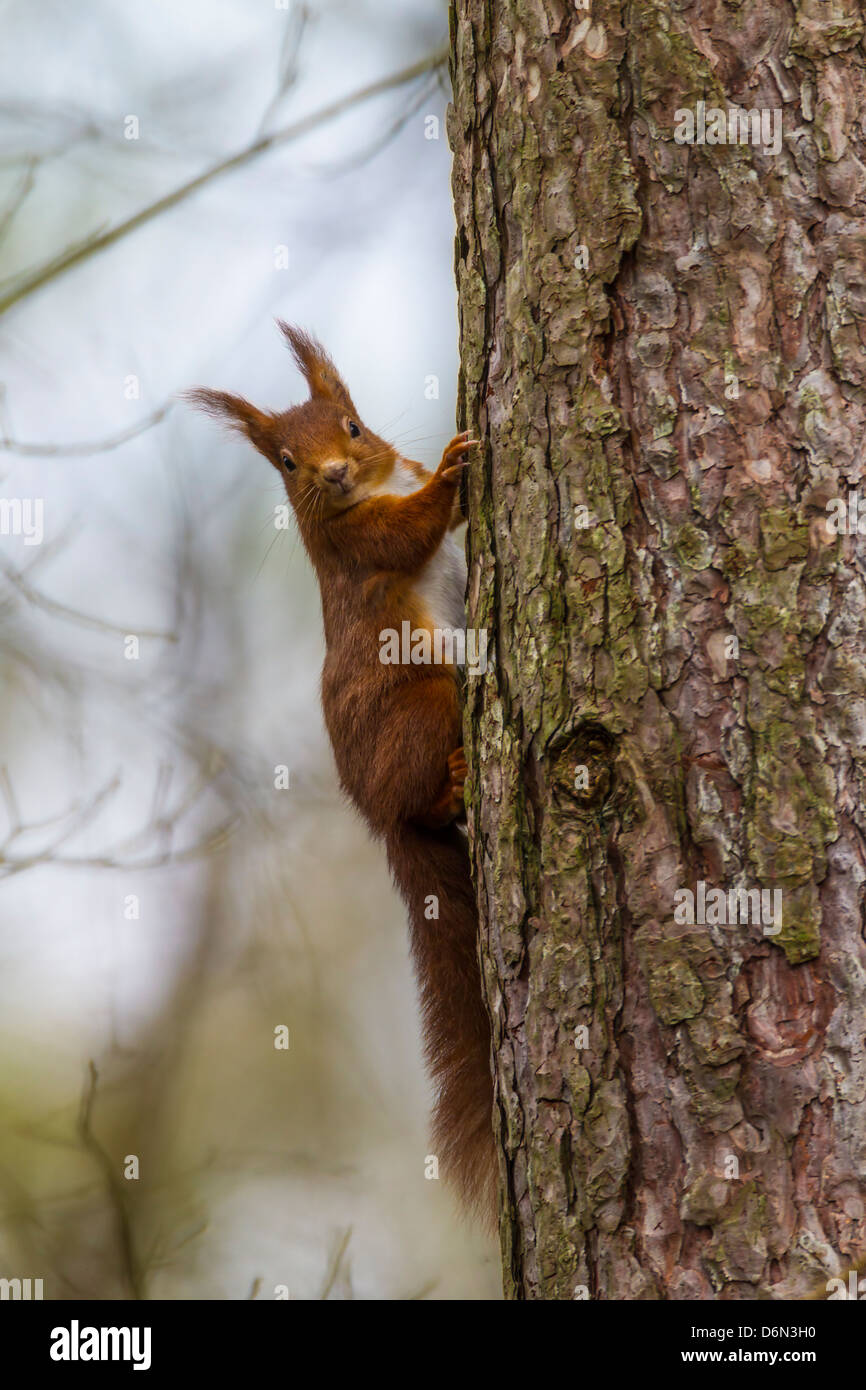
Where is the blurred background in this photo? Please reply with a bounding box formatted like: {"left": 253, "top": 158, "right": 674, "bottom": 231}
{"left": 0, "top": 0, "right": 499, "bottom": 1298}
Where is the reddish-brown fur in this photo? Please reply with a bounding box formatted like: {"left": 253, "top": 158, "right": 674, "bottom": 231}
{"left": 187, "top": 324, "right": 495, "bottom": 1218}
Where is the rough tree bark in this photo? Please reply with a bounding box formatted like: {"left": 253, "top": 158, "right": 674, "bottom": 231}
{"left": 450, "top": 0, "right": 866, "bottom": 1299}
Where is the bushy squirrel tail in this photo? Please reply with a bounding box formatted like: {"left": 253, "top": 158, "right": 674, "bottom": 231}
{"left": 386, "top": 820, "right": 496, "bottom": 1222}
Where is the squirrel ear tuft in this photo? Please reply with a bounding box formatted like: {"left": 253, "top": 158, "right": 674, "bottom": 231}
{"left": 184, "top": 387, "right": 276, "bottom": 458}
{"left": 277, "top": 321, "right": 356, "bottom": 412}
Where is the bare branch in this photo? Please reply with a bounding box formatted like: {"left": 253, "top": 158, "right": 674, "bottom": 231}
{"left": 0, "top": 822, "right": 234, "bottom": 877}
{"left": 0, "top": 47, "right": 448, "bottom": 319}
{"left": 0, "top": 762, "right": 236, "bottom": 878}
{"left": 0, "top": 404, "right": 174, "bottom": 456}
{"left": 0, "top": 561, "right": 179, "bottom": 641}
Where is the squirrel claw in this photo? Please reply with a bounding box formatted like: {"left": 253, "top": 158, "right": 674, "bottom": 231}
{"left": 439, "top": 434, "right": 479, "bottom": 480}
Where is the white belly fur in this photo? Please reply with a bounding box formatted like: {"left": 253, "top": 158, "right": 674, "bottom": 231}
{"left": 416, "top": 526, "right": 467, "bottom": 633}
{"left": 371, "top": 458, "right": 467, "bottom": 640}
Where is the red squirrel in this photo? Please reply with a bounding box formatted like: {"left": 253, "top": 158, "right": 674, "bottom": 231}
{"left": 187, "top": 324, "right": 495, "bottom": 1218}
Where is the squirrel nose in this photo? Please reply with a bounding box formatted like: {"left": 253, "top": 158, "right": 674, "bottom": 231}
{"left": 323, "top": 462, "right": 350, "bottom": 489}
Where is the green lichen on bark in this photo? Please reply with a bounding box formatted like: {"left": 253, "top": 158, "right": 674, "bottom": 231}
{"left": 452, "top": 0, "right": 866, "bottom": 1300}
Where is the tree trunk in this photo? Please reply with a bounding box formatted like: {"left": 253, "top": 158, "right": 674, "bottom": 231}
{"left": 449, "top": 0, "right": 866, "bottom": 1300}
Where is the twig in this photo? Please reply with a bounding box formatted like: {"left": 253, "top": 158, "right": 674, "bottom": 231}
{"left": 0, "top": 404, "right": 174, "bottom": 456}
{"left": 302, "top": 73, "right": 439, "bottom": 178}
{"left": 2, "top": 822, "right": 234, "bottom": 875}
{"left": 0, "top": 764, "right": 21, "bottom": 834}
{"left": 0, "top": 156, "right": 39, "bottom": 247}
{"left": 319, "top": 1227, "right": 353, "bottom": 1300}
{"left": 77, "top": 1061, "right": 144, "bottom": 1300}
{"left": 255, "top": 3, "right": 312, "bottom": 138}
{"left": 1, "top": 562, "right": 178, "bottom": 640}
{"left": 0, "top": 761, "right": 235, "bottom": 878}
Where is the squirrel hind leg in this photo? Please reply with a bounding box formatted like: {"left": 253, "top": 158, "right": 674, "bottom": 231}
{"left": 416, "top": 746, "right": 467, "bottom": 831}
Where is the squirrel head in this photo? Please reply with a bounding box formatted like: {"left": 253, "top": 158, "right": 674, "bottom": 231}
{"left": 186, "top": 323, "right": 398, "bottom": 518}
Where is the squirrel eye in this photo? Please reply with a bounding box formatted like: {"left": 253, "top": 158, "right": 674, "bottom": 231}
{"left": 280, "top": 451, "right": 296, "bottom": 472}
{"left": 348, "top": 420, "right": 361, "bottom": 439}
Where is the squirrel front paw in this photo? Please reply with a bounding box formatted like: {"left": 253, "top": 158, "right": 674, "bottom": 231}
{"left": 437, "top": 432, "right": 478, "bottom": 482}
